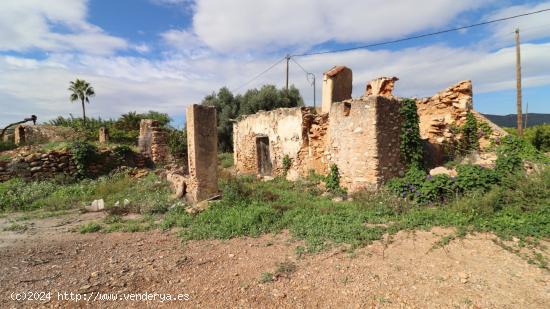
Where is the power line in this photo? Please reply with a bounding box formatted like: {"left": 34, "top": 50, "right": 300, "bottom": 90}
{"left": 292, "top": 7, "right": 550, "bottom": 57}
{"left": 231, "top": 56, "right": 286, "bottom": 92}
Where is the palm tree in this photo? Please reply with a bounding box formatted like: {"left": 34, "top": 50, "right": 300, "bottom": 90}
{"left": 69, "top": 79, "right": 95, "bottom": 123}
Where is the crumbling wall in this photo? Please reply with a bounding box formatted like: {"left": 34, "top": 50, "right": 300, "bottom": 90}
{"left": 416, "top": 81, "right": 507, "bottom": 165}
{"left": 138, "top": 120, "right": 168, "bottom": 164}
{"left": 321, "top": 66, "right": 353, "bottom": 114}
{"left": 365, "top": 77, "right": 399, "bottom": 97}
{"left": 233, "top": 108, "right": 304, "bottom": 176}
{"left": 328, "top": 96, "right": 403, "bottom": 191}
{"left": 293, "top": 109, "right": 330, "bottom": 178}
{"left": 14, "top": 125, "right": 77, "bottom": 145}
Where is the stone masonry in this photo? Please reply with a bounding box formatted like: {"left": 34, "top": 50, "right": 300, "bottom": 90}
{"left": 186, "top": 104, "right": 218, "bottom": 203}
{"left": 99, "top": 127, "right": 109, "bottom": 144}
{"left": 14, "top": 125, "right": 77, "bottom": 145}
{"left": 138, "top": 119, "right": 169, "bottom": 164}
{"left": 321, "top": 66, "right": 353, "bottom": 114}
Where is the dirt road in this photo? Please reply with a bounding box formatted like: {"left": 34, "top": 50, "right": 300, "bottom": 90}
{"left": 1, "top": 211, "right": 549, "bottom": 308}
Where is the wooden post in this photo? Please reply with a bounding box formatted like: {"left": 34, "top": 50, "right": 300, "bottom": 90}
{"left": 515, "top": 29, "right": 523, "bottom": 136}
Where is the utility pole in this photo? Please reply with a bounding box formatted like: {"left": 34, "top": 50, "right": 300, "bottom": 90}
{"left": 515, "top": 28, "right": 523, "bottom": 136}
{"left": 285, "top": 54, "right": 290, "bottom": 93}
{"left": 307, "top": 73, "right": 316, "bottom": 108}
{"left": 525, "top": 101, "right": 529, "bottom": 129}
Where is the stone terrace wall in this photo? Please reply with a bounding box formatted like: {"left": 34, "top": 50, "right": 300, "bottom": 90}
{"left": 0, "top": 149, "right": 146, "bottom": 182}
{"left": 14, "top": 125, "right": 78, "bottom": 145}
{"left": 328, "top": 96, "right": 403, "bottom": 191}
{"left": 233, "top": 108, "right": 304, "bottom": 176}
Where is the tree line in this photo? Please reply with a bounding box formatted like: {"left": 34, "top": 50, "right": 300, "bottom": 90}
{"left": 201, "top": 84, "right": 303, "bottom": 152}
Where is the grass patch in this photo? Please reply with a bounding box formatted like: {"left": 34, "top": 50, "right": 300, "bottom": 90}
{"left": 3, "top": 222, "right": 28, "bottom": 232}
{"left": 0, "top": 171, "right": 175, "bottom": 214}
{"left": 259, "top": 272, "right": 274, "bottom": 283}
{"left": 79, "top": 222, "right": 102, "bottom": 234}
{"left": 102, "top": 215, "right": 157, "bottom": 233}
{"left": 218, "top": 153, "right": 234, "bottom": 168}
{"left": 163, "top": 167, "right": 550, "bottom": 252}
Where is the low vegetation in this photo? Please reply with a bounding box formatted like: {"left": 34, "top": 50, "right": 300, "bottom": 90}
{"left": 0, "top": 171, "right": 175, "bottom": 214}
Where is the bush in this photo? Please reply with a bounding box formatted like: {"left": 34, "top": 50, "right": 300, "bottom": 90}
{"left": 111, "top": 145, "right": 134, "bottom": 163}
{"left": 69, "top": 141, "right": 98, "bottom": 178}
{"left": 167, "top": 129, "right": 187, "bottom": 161}
{"left": 0, "top": 141, "right": 17, "bottom": 152}
{"left": 325, "top": 164, "right": 345, "bottom": 194}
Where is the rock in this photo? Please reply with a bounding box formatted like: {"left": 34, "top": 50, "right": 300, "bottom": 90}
{"left": 458, "top": 272, "right": 469, "bottom": 284}
{"left": 332, "top": 196, "right": 344, "bottom": 202}
{"left": 123, "top": 199, "right": 130, "bottom": 207}
{"left": 30, "top": 166, "right": 42, "bottom": 172}
{"left": 85, "top": 199, "right": 105, "bottom": 212}
{"left": 429, "top": 166, "right": 457, "bottom": 177}
{"left": 186, "top": 200, "right": 210, "bottom": 214}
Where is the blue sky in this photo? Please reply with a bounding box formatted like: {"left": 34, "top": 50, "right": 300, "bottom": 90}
{"left": 0, "top": 0, "right": 549, "bottom": 127}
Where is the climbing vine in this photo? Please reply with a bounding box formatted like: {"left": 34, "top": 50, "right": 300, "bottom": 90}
{"left": 70, "top": 141, "right": 98, "bottom": 178}
{"left": 282, "top": 155, "right": 292, "bottom": 176}
{"left": 399, "top": 98, "right": 423, "bottom": 169}
{"left": 459, "top": 111, "right": 479, "bottom": 154}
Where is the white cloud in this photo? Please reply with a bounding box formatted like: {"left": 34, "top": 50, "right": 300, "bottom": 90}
{"left": 192, "top": 0, "right": 493, "bottom": 52}
{"left": 2, "top": 40, "right": 550, "bottom": 125}
{"left": 0, "top": 0, "right": 127, "bottom": 55}
{"left": 487, "top": 1, "right": 550, "bottom": 45}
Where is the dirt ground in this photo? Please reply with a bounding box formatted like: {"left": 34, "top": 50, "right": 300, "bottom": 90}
{"left": 1, "top": 211, "right": 549, "bottom": 308}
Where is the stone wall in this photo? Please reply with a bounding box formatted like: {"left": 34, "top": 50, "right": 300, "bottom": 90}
{"left": 14, "top": 125, "right": 78, "bottom": 145}
{"left": 138, "top": 119, "right": 169, "bottom": 165}
{"left": 0, "top": 149, "right": 146, "bottom": 182}
{"left": 328, "top": 96, "right": 403, "bottom": 191}
{"left": 233, "top": 108, "right": 304, "bottom": 177}
{"left": 416, "top": 81, "right": 507, "bottom": 165}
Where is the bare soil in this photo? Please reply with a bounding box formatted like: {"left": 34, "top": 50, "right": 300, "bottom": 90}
{"left": 1, "top": 212, "right": 549, "bottom": 308}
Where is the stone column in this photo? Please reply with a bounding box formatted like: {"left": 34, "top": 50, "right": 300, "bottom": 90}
{"left": 321, "top": 66, "right": 352, "bottom": 114}
{"left": 186, "top": 104, "right": 218, "bottom": 203}
{"left": 99, "top": 127, "right": 109, "bottom": 144}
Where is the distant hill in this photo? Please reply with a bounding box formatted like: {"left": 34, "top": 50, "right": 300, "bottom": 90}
{"left": 482, "top": 113, "right": 550, "bottom": 128}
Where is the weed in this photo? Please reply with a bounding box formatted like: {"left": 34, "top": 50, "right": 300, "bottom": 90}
{"left": 219, "top": 153, "right": 234, "bottom": 168}
{"left": 3, "top": 222, "right": 28, "bottom": 232}
{"left": 259, "top": 272, "right": 274, "bottom": 283}
{"left": 275, "top": 260, "right": 297, "bottom": 275}
{"left": 79, "top": 222, "right": 102, "bottom": 233}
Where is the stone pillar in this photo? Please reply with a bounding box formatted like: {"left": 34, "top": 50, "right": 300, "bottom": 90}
{"left": 186, "top": 104, "right": 218, "bottom": 203}
{"left": 321, "top": 66, "right": 352, "bottom": 114}
{"left": 138, "top": 119, "right": 157, "bottom": 156}
{"left": 14, "top": 125, "right": 26, "bottom": 145}
{"left": 365, "top": 77, "right": 399, "bottom": 97}
{"left": 150, "top": 128, "right": 168, "bottom": 164}
{"left": 99, "top": 127, "right": 109, "bottom": 144}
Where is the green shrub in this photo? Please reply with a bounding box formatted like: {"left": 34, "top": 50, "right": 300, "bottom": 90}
{"left": 282, "top": 155, "right": 292, "bottom": 176}
{"left": 111, "top": 145, "right": 134, "bottom": 163}
{"left": 460, "top": 111, "right": 480, "bottom": 153}
{"left": 167, "top": 129, "right": 187, "bottom": 161}
{"left": 69, "top": 141, "right": 98, "bottom": 178}
{"left": 325, "top": 164, "right": 345, "bottom": 194}
{"left": 79, "top": 222, "right": 102, "bottom": 233}
{"left": 0, "top": 141, "right": 17, "bottom": 152}
{"left": 218, "top": 153, "right": 234, "bottom": 169}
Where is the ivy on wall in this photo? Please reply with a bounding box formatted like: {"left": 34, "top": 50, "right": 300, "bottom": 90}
{"left": 70, "top": 142, "right": 98, "bottom": 178}
{"left": 399, "top": 98, "right": 423, "bottom": 169}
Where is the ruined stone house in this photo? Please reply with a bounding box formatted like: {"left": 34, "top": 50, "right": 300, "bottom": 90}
{"left": 234, "top": 66, "right": 405, "bottom": 192}
{"left": 233, "top": 65, "right": 506, "bottom": 192}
